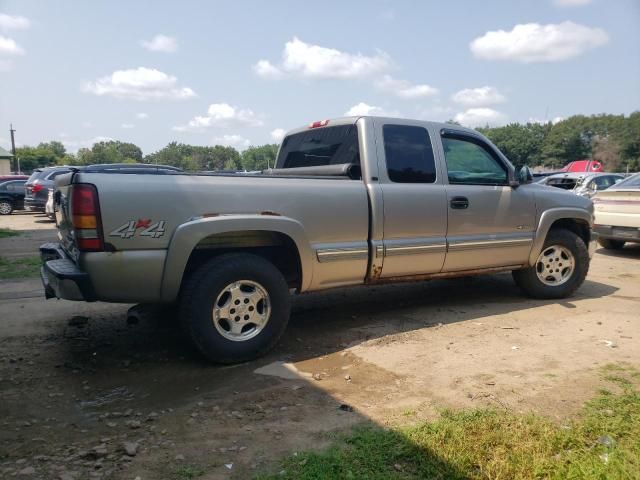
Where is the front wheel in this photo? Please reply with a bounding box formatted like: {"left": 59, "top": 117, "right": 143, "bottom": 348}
{"left": 598, "top": 238, "right": 625, "bottom": 250}
{"left": 179, "top": 253, "right": 291, "bottom": 364}
{"left": 0, "top": 200, "right": 13, "bottom": 215}
{"left": 513, "top": 228, "right": 589, "bottom": 299}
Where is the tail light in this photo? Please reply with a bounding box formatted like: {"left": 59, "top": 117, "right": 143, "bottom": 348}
{"left": 32, "top": 184, "right": 43, "bottom": 193}
{"left": 71, "top": 184, "right": 104, "bottom": 251}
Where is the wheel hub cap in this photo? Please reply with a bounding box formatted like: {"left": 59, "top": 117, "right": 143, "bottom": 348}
{"left": 0, "top": 202, "right": 11, "bottom": 214}
{"left": 212, "top": 280, "right": 271, "bottom": 342}
{"left": 535, "top": 245, "right": 575, "bottom": 286}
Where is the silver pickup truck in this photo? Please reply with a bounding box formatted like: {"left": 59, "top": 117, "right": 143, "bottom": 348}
{"left": 41, "top": 116, "right": 597, "bottom": 363}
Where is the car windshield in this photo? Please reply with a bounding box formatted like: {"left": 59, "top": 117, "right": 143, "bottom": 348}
{"left": 546, "top": 177, "right": 579, "bottom": 190}
{"left": 612, "top": 173, "right": 640, "bottom": 188}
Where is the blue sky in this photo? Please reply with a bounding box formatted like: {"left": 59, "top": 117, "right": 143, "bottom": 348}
{"left": 1, "top": 0, "right": 638, "bottom": 154}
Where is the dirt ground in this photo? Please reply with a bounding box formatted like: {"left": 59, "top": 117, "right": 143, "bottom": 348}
{"left": 1, "top": 212, "right": 639, "bottom": 479}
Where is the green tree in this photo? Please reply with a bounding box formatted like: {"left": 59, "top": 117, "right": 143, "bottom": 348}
{"left": 241, "top": 144, "right": 278, "bottom": 171}
{"left": 478, "top": 123, "right": 550, "bottom": 169}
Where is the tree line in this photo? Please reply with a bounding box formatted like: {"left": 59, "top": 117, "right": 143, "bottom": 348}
{"left": 11, "top": 112, "right": 639, "bottom": 174}
{"left": 12, "top": 140, "right": 279, "bottom": 174}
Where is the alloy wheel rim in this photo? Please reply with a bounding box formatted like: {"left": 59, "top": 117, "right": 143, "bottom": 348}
{"left": 535, "top": 245, "right": 575, "bottom": 286}
{"left": 212, "top": 280, "right": 271, "bottom": 342}
{"left": 0, "top": 202, "right": 11, "bottom": 214}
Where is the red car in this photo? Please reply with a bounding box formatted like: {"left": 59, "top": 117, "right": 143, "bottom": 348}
{"left": 561, "top": 159, "right": 603, "bottom": 173}
{"left": 0, "top": 175, "right": 28, "bottom": 181}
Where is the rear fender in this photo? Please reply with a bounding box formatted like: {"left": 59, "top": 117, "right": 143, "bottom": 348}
{"left": 160, "top": 215, "right": 313, "bottom": 302}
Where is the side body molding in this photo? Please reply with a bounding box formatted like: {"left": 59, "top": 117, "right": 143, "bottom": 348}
{"left": 160, "top": 215, "right": 314, "bottom": 302}
{"left": 529, "top": 207, "right": 593, "bottom": 266}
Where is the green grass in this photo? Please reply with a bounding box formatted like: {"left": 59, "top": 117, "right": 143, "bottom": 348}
{"left": 0, "top": 228, "right": 20, "bottom": 238}
{"left": 174, "top": 465, "right": 205, "bottom": 479}
{"left": 257, "top": 365, "right": 640, "bottom": 480}
{"left": 0, "top": 255, "right": 41, "bottom": 280}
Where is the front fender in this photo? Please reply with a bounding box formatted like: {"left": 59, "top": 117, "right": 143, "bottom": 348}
{"left": 160, "top": 214, "right": 314, "bottom": 302}
{"left": 529, "top": 207, "right": 593, "bottom": 265}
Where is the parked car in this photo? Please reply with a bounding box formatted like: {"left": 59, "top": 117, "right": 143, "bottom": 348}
{"left": 44, "top": 164, "right": 182, "bottom": 220}
{"left": 81, "top": 163, "right": 182, "bottom": 174}
{"left": 538, "top": 172, "right": 584, "bottom": 190}
{"left": 0, "top": 179, "right": 27, "bottom": 215}
{"left": 40, "top": 116, "right": 597, "bottom": 364}
{"left": 593, "top": 172, "right": 640, "bottom": 249}
{"left": 24, "top": 166, "right": 73, "bottom": 212}
{"left": 561, "top": 159, "right": 603, "bottom": 173}
{"left": 573, "top": 173, "right": 625, "bottom": 198}
{"left": 0, "top": 175, "right": 28, "bottom": 182}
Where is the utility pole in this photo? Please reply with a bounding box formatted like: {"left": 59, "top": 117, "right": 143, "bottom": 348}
{"left": 9, "top": 124, "right": 20, "bottom": 174}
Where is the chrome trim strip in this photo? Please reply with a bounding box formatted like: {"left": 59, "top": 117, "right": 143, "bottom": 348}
{"left": 447, "top": 238, "right": 533, "bottom": 252}
{"left": 385, "top": 243, "right": 447, "bottom": 256}
{"left": 375, "top": 244, "right": 385, "bottom": 258}
{"left": 316, "top": 248, "right": 369, "bottom": 263}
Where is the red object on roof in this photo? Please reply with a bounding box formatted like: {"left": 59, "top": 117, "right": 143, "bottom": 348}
{"left": 561, "top": 160, "right": 603, "bottom": 173}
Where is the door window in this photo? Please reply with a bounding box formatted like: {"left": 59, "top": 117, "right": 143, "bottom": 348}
{"left": 442, "top": 137, "right": 508, "bottom": 185}
{"left": 383, "top": 125, "right": 436, "bottom": 183}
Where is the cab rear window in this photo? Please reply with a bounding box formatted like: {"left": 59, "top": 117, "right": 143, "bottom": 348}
{"left": 276, "top": 125, "right": 359, "bottom": 169}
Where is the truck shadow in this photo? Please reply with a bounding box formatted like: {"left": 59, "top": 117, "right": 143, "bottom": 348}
{"left": 594, "top": 243, "right": 640, "bottom": 259}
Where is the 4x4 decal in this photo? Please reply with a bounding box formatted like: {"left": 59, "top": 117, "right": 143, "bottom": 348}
{"left": 109, "top": 219, "right": 166, "bottom": 239}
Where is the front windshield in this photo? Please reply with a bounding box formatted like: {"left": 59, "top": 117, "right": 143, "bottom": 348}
{"left": 612, "top": 173, "right": 640, "bottom": 188}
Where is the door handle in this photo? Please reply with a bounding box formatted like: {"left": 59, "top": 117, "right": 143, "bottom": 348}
{"left": 450, "top": 196, "right": 469, "bottom": 209}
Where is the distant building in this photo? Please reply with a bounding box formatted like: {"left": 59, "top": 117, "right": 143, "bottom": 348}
{"left": 0, "top": 146, "right": 13, "bottom": 175}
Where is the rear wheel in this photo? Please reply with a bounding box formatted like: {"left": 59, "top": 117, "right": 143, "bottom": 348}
{"left": 179, "top": 253, "right": 291, "bottom": 364}
{"left": 598, "top": 238, "right": 625, "bottom": 250}
{"left": 513, "top": 228, "right": 589, "bottom": 299}
{"left": 0, "top": 200, "right": 13, "bottom": 215}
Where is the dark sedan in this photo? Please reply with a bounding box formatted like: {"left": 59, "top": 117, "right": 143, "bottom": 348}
{"left": 24, "top": 166, "right": 73, "bottom": 212}
{"left": 0, "top": 179, "right": 27, "bottom": 215}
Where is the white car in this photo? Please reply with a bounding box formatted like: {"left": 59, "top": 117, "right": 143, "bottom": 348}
{"left": 593, "top": 172, "right": 640, "bottom": 249}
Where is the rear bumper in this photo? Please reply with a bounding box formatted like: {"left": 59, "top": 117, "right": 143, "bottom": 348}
{"left": 25, "top": 198, "right": 46, "bottom": 211}
{"left": 40, "top": 242, "right": 97, "bottom": 301}
{"left": 594, "top": 224, "right": 640, "bottom": 243}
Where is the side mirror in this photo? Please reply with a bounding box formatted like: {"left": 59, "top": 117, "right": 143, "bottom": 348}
{"left": 517, "top": 166, "right": 533, "bottom": 185}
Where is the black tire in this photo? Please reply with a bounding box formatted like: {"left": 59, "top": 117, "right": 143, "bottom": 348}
{"left": 0, "top": 200, "right": 13, "bottom": 215}
{"left": 179, "top": 253, "right": 291, "bottom": 364}
{"left": 512, "top": 228, "right": 589, "bottom": 299}
{"left": 598, "top": 238, "right": 625, "bottom": 250}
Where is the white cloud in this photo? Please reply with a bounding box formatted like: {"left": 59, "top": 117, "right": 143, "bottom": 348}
{"left": 470, "top": 21, "right": 609, "bottom": 63}
{"left": 255, "top": 37, "right": 390, "bottom": 79}
{"left": 141, "top": 34, "right": 178, "bottom": 53}
{"left": 452, "top": 86, "right": 506, "bottom": 107}
{"left": 270, "top": 128, "right": 286, "bottom": 142}
{"left": 0, "top": 13, "right": 30, "bottom": 30}
{"left": 252, "top": 60, "right": 283, "bottom": 79}
{"left": 553, "top": 0, "right": 591, "bottom": 6}
{"left": 375, "top": 75, "right": 438, "bottom": 99}
{"left": 83, "top": 67, "right": 196, "bottom": 101}
{"left": 454, "top": 108, "right": 507, "bottom": 127}
{"left": 121, "top": 123, "right": 135, "bottom": 129}
{"left": 62, "top": 136, "right": 114, "bottom": 153}
{"left": 0, "top": 35, "right": 24, "bottom": 55}
{"left": 212, "top": 134, "right": 251, "bottom": 150}
{"left": 136, "top": 112, "right": 149, "bottom": 119}
{"left": 345, "top": 102, "right": 391, "bottom": 117}
{"left": 528, "top": 116, "right": 565, "bottom": 125}
{"left": 174, "top": 103, "right": 263, "bottom": 131}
